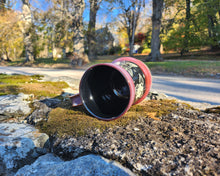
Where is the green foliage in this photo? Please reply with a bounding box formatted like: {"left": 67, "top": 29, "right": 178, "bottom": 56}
{"left": 0, "top": 0, "right": 219, "bottom": 61}
{"left": 193, "top": 0, "right": 220, "bottom": 47}
{"left": 142, "top": 48, "right": 151, "bottom": 54}
{"left": 140, "top": 41, "right": 151, "bottom": 54}
{"left": 32, "top": 24, "right": 46, "bottom": 58}
{"left": 108, "top": 46, "right": 122, "bottom": 55}
{"left": 162, "top": 0, "right": 220, "bottom": 53}
{"left": 163, "top": 24, "right": 204, "bottom": 52}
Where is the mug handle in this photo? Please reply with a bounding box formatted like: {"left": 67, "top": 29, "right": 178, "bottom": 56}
{"left": 70, "top": 93, "right": 83, "bottom": 107}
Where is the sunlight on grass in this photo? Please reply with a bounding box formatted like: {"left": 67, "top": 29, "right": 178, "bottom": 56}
{"left": 34, "top": 57, "right": 71, "bottom": 64}
{"left": 1, "top": 55, "right": 219, "bottom": 77}
{"left": 88, "top": 59, "right": 113, "bottom": 66}
{"left": 146, "top": 60, "right": 220, "bottom": 76}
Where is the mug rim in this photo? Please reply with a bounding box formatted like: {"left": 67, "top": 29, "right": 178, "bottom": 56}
{"left": 79, "top": 63, "right": 136, "bottom": 121}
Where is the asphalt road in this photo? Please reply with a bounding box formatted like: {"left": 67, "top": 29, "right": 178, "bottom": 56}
{"left": 0, "top": 66, "right": 220, "bottom": 105}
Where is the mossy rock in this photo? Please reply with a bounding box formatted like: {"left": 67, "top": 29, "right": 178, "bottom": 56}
{"left": 37, "top": 99, "right": 181, "bottom": 138}
{"left": 204, "top": 106, "right": 220, "bottom": 114}
{"left": 0, "top": 74, "right": 68, "bottom": 97}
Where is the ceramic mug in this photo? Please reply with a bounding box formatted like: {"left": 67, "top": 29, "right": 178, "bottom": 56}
{"left": 70, "top": 57, "right": 152, "bottom": 121}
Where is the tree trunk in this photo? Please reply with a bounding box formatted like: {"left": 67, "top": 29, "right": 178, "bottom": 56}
{"left": 208, "top": 15, "right": 219, "bottom": 49}
{"left": 128, "top": 5, "right": 141, "bottom": 57}
{"left": 147, "top": 0, "right": 164, "bottom": 62}
{"left": 181, "top": 0, "right": 191, "bottom": 56}
{"left": 129, "top": 11, "right": 137, "bottom": 57}
{"left": 203, "top": 0, "right": 219, "bottom": 49}
{"left": 62, "top": 48, "right": 66, "bottom": 58}
{"left": 72, "top": 0, "right": 89, "bottom": 66}
{"left": 22, "top": 0, "right": 34, "bottom": 62}
{"left": 1, "top": 52, "right": 11, "bottom": 62}
{"left": 207, "top": 15, "right": 214, "bottom": 39}
{"left": 129, "top": 35, "right": 133, "bottom": 56}
{"left": 88, "top": 0, "right": 100, "bottom": 61}
{"left": 206, "top": 0, "right": 218, "bottom": 49}
{"left": 51, "top": 24, "right": 57, "bottom": 59}
{"left": 5, "top": 51, "right": 11, "bottom": 62}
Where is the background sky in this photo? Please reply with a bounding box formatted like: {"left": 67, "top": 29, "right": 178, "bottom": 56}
{"left": 11, "top": 0, "right": 151, "bottom": 25}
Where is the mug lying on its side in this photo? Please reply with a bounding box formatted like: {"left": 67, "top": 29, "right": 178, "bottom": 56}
{"left": 70, "top": 57, "right": 152, "bottom": 121}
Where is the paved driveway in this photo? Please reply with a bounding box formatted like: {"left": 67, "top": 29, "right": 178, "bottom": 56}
{"left": 0, "top": 66, "right": 220, "bottom": 105}
{"left": 152, "top": 75, "right": 220, "bottom": 105}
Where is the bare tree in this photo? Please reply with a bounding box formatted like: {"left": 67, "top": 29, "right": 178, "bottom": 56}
{"left": 87, "top": 0, "right": 102, "bottom": 60}
{"left": 72, "top": 0, "right": 89, "bottom": 65}
{"left": 116, "top": 0, "right": 145, "bottom": 56}
{"left": 21, "top": 0, "right": 35, "bottom": 62}
{"left": 147, "top": 0, "right": 164, "bottom": 61}
{"left": 48, "top": 0, "right": 75, "bottom": 59}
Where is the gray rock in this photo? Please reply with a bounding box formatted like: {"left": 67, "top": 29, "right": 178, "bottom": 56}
{"left": 146, "top": 91, "right": 168, "bottom": 100}
{"left": 0, "top": 93, "right": 31, "bottom": 121}
{"left": 26, "top": 101, "right": 51, "bottom": 125}
{"left": 15, "top": 153, "right": 135, "bottom": 176}
{"left": 0, "top": 123, "right": 49, "bottom": 175}
{"left": 54, "top": 105, "right": 220, "bottom": 175}
{"left": 40, "top": 98, "right": 61, "bottom": 108}
{"left": 176, "top": 99, "right": 219, "bottom": 111}
{"left": 26, "top": 98, "right": 61, "bottom": 125}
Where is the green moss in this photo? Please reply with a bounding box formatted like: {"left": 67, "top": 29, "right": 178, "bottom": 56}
{"left": 37, "top": 99, "right": 180, "bottom": 137}
{"left": 20, "top": 81, "right": 69, "bottom": 98}
{"left": 0, "top": 85, "right": 19, "bottom": 96}
{"left": 130, "top": 100, "right": 178, "bottom": 117}
{"left": 0, "top": 74, "right": 33, "bottom": 84}
{"left": 30, "top": 74, "right": 44, "bottom": 80}
{"left": 0, "top": 74, "right": 69, "bottom": 97}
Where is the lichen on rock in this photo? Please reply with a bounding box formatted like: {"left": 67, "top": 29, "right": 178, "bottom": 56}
{"left": 15, "top": 154, "right": 135, "bottom": 176}
{"left": 49, "top": 101, "right": 220, "bottom": 175}
{"left": 0, "top": 123, "right": 49, "bottom": 175}
{"left": 0, "top": 93, "right": 32, "bottom": 122}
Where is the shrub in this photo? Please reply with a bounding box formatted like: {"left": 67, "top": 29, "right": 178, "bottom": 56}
{"left": 142, "top": 48, "right": 151, "bottom": 54}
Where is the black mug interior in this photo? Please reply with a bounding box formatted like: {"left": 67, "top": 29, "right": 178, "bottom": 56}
{"left": 80, "top": 65, "right": 131, "bottom": 119}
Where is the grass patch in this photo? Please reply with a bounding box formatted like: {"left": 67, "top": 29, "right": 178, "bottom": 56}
{"left": 89, "top": 59, "right": 220, "bottom": 77}
{"left": 90, "top": 58, "right": 220, "bottom": 77}
{"left": 88, "top": 59, "right": 113, "bottom": 66}
{"left": 37, "top": 99, "right": 179, "bottom": 137}
{"left": 0, "top": 74, "right": 69, "bottom": 97}
{"left": 146, "top": 60, "right": 220, "bottom": 76}
{"left": 34, "top": 57, "right": 71, "bottom": 65}
{"left": 2, "top": 54, "right": 219, "bottom": 77}
{"left": 2, "top": 57, "right": 71, "bottom": 67}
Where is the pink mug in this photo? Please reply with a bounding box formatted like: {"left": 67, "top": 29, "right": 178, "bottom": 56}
{"left": 70, "top": 57, "right": 152, "bottom": 121}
